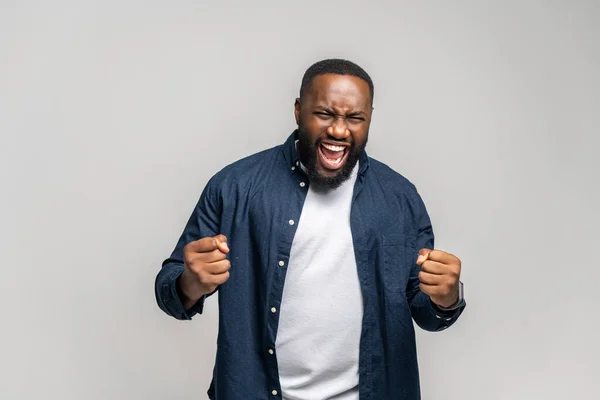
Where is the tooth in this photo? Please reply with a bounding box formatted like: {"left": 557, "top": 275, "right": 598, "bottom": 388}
{"left": 323, "top": 143, "right": 345, "bottom": 152}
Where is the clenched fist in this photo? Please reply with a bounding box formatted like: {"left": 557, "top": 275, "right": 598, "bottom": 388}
{"left": 178, "top": 234, "right": 231, "bottom": 310}
{"left": 416, "top": 249, "right": 461, "bottom": 309}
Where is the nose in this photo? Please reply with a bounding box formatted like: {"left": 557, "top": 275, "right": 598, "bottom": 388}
{"left": 326, "top": 117, "right": 350, "bottom": 140}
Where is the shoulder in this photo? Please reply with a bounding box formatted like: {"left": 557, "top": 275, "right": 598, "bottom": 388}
{"left": 205, "top": 143, "right": 283, "bottom": 193}
{"left": 367, "top": 156, "right": 418, "bottom": 194}
{"left": 367, "top": 156, "right": 429, "bottom": 214}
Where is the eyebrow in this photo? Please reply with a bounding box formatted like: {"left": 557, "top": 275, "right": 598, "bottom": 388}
{"left": 313, "top": 106, "right": 366, "bottom": 116}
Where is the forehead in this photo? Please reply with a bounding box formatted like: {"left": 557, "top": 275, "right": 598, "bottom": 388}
{"left": 304, "top": 74, "right": 371, "bottom": 109}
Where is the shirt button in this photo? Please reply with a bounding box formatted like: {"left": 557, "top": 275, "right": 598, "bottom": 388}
{"left": 272, "top": 389, "right": 278, "bottom": 395}
{"left": 268, "top": 348, "right": 274, "bottom": 355}
{"left": 291, "top": 166, "right": 295, "bottom": 171}
{"left": 288, "top": 219, "right": 295, "bottom": 225}
{"left": 271, "top": 307, "right": 277, "bottom": 313}
{"left": 299, "top": 182, "right": 305, "bottom": 187}
{"left": 278, "top": 260, "right": 285, "bottom": 267}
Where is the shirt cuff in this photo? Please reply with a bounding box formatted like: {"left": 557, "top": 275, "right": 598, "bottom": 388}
{"left": 175, "top": 274, "right": 207, "bottom": 316}
{"left": 429, "top": 281, "right": 465, "bottom": 322}
{"left": 159, "top": 266, "right": 203, "bottom": 320}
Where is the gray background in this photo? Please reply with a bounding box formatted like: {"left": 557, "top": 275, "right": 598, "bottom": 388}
{"left": 1, "top": 1, "right": 598, "bottom": 399}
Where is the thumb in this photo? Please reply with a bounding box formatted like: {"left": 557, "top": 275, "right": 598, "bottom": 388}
{"left": 214, "top": 234, "right": 230, "bottom": 253}
{"left": 416, "top": 248, "right": 432, "bottom": 265}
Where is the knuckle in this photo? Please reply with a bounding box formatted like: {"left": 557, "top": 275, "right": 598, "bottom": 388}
{"left": 197, "top": 270, "right": 210, "bottom": 283}
{"left": 186, "top": 252, "right": 204, "bottom": 266}
{"left": 205, "top": 249, "right": 218, "bottom": 261}
{"left": 184, "top": 259, "right": 195, "bottom": 271}
{"left": 442, "top": 284, "right": 452, "bottom": 296}
{"left": 190, "top": 261, "right": 203, "bottom": 274}
{"left": 220, "top": 271, "right": 230, "bottom": 283}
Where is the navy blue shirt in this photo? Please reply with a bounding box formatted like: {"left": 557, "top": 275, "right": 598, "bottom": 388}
{"left": 155, "top": 131, "right": 466, "bottom": 399}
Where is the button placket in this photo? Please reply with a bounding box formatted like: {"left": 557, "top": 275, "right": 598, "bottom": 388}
{"left": 263, "top": 174, "right": 307, "bottom": 398}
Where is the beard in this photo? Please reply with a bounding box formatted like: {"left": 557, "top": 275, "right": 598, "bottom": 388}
{"left": 296, "top": 126, "right": 368, "bottom": 190}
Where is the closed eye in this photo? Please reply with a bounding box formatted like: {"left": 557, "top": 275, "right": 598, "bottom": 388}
{"left": 313, "top": 111, "right": 334, "bottom": 119}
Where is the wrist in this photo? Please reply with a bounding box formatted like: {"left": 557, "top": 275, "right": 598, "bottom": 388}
{"left": 177, "top": 270, "right": 204, "bottom": 308}
{"left": 435, "top": 281, "right": 464, "bottom": 311}
{"left": 435, "top": 298, "right": 458, "bottom": 310}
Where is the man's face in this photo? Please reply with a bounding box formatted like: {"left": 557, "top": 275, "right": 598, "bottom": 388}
{"left": 295, "top": 73, "right": 372, "bottom": 189}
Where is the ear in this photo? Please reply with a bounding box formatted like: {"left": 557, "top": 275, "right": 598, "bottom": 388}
{"left": 294, "top": 98, "right": 301, "bottom": 126}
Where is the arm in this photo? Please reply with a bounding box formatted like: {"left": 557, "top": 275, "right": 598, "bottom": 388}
{"left": 406, "top": 188, "right": 466, "bottom": 332}
{"left": 154, "top": 176, "right": 222, "bottom": 321}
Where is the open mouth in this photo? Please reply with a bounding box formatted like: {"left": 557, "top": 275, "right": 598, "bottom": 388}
{"left": 317, "top": 142, "right": 349, "bottom": 171}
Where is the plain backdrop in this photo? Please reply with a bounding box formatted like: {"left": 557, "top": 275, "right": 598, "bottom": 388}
{"left": 1, "top": 1, "right": 599, "bottom": 399}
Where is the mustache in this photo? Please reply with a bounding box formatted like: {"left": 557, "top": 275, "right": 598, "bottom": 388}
{"left": 315, "top": 137, "right": 353, "bottom": 148}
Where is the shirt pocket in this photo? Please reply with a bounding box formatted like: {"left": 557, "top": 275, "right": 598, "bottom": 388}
{"left": 382, "top": 233, "right": 416, "bottom": 294}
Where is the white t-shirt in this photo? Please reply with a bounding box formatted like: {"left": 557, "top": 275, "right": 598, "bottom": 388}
{"left": 276, "top": 160, "right": 363, "bottom": 400}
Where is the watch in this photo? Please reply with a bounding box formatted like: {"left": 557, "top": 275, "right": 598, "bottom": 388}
{"left": 437, "top": 280, "right": 465, "bottom": 311}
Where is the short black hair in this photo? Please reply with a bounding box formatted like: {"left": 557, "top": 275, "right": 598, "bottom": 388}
{"left": 299, "top": 58, "right": 374, "bottom": 103}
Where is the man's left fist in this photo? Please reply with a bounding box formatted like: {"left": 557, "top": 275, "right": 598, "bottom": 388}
{"left": 416, "top": 249, "right": 461, "bottom": 309}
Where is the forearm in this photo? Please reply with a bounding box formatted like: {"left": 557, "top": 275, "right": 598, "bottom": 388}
{"left": 155, "top": 262, "right": 205, "bottom": 321}
{"left": 179, "top": 279, "right": 199, "bottom": 311}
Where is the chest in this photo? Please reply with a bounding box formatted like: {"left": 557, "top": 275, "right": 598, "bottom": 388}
{"left": 243, "top": 174, "right": 415, "bottom": 251}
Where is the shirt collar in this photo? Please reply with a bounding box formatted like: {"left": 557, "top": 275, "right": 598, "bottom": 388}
{"left": 282, "top": 129, "right": 370, "bottom": 176}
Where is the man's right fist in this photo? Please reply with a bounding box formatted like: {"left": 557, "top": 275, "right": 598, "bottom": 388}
{"left": 178, "top": 234, "right": 230, "bottom": 309}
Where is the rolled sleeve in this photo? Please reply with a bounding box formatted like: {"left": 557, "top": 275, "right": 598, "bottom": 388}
{"left": 155, "top": 263, "right": 205, "bottom": 320}
{"left": 406, "top": 185, "right": 466, "bottom": 332}
{"left": 154, "top": 173, "right": 222, "bottom": 321}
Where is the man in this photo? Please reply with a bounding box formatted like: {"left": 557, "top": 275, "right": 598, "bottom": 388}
{"left": 155, "top": 59, "right": 466, "bottom": 399}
